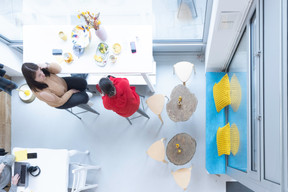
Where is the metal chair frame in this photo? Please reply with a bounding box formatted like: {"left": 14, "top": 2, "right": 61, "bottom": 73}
{"left": 65, "top": 104, "right": 100, "bottom": 120}
{"left": 125, "top": 94, "right": 150, "bottom": 125}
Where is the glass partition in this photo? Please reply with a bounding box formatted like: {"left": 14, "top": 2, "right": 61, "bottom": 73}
{"left": 0, "top": 0, "right": 209, "bottom": 42}
{"left": 152, "top": 0, "right": 208, "bottom": 41}
{"left": 227, "top": 29, "right": 248, "bottom": 172}
{"left": 0, "top": 0, "right": 23, "bottom": 40}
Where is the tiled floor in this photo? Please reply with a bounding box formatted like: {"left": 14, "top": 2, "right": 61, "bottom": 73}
{"left": 11, "top": 53, "right": 231, "bottom": 192}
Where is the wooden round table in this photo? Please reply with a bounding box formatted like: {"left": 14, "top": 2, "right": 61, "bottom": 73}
{"left": 166, "top": 133, "right": 196, "bottom": 165}
{"left": 166, "top": 84, "right": 198, "bottom": 122}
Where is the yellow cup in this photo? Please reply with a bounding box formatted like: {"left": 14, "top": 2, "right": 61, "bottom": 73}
{"left": 63, "top": 53, "right": 73, "bottom": 63}
{"left": 59, "top": 31, "right": 67, "bottom": 41}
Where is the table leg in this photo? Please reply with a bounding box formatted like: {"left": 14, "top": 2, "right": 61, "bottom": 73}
{"left": 141, "top": 73, "right": 155, "bottom": 93}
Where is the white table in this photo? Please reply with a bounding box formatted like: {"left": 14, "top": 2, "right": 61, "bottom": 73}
{"left": 23, "top": 25, "right": 155, "bottom": 92}
{"left": 12, "top": 148, "right": 69, "bottom": 192}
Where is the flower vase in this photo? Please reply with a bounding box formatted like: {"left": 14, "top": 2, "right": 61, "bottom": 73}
{"left": 95, "top": 26, "right": 107, "bottom": 41}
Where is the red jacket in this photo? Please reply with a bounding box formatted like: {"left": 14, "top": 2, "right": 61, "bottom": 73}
{"left": 101, "top": 77, "right": 140, "bottom": 117}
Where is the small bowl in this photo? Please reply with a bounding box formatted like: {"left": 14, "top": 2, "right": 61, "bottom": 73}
{"left": 112, "top": 43, "right": 121, "bottom": 55}
{"left": 97, "top": 42, "right": 109, "bottom": 54}
{"left": 95, "top": 42, "right": 109, "bottom": 67}
{"left": 109, "top": 55, "right": 117, "bottom": 63}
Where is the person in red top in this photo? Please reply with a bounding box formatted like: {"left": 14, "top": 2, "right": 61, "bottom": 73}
{"left": 97, "top": 76, "right": 149, "bottom": 118}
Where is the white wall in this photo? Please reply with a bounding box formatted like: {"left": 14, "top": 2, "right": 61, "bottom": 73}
{"left": 205, "top": 0, "right": 252, "bottom": 72}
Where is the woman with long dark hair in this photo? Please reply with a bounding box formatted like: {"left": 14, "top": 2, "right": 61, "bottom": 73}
{"left": 21, "top": 62, "right": 89, "bottom": 109}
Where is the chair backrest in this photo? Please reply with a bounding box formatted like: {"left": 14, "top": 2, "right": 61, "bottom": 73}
{"left": 147, "top": 138, "right": 167, "bottom": 163}
{"left": 174, "top": 61, "right": 196, "bottom": 85}
{"left": 146, "top": 94, "right": 165, "bottom": 115}
{"left": 171, "top": 166, "right": 192, "bottom": 190}
{"left": 70, "top": 163, "right": 100, "bottom": 192}
{"left": 146, "top": 94, "right": 165, "bottom": 124}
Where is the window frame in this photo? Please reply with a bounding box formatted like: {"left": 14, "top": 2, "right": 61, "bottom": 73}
{"left": 225, "top": 0, "right": 282, "bottom": 191}
{"left": 282, "top": 0, "right": 288, "bottom": 191}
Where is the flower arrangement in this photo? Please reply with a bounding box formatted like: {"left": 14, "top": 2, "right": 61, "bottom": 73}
{"left": 77, "top": 11, "right": 101, "bottom": 30}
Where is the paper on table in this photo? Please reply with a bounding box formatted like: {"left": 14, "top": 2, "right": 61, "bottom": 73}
{"left": 15, "top": 150, "right": 28, "bottom": 162}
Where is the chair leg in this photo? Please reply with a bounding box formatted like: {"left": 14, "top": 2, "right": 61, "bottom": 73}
{"left": 78, "top": 104, "right": 100, "bottom": 115}
{"left": 177, "top": 0, "right": 183, "bottom": 18}
{"left": 125, "top": 117, "right": 132, "bottom": 125}
{"left": 191, "top": 0, "right": 198, "bottom": 18}
{"left": 65, "top": 109, "right": 82, "bottom": 120}
{"left": 136, "top": 108, "right": 150, "bottom": 119}
{"left": 158, "top": 114, "right": 164, "bottom": 124}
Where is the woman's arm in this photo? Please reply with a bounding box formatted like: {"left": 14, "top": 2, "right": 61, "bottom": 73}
{"left": 38, "top": 62, "right": 62, "bottom": 74}
{"left": 38, "top": 89, "right": 79, "bottom": 107}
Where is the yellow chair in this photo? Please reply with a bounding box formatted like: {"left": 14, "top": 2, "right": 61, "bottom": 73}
{"left": 216, "top": 123, "right": 240, "bottom": 156}
{"left": 230, "top": 123, "right": 240, "bottom": 156}
{"left": 173, "top": 61, "right": 196, "bottom": 86}
{"left": 230, "top": 74, "right": 242, "bottom": 112}
{"left": 146, "top": 94, "right": 166, "bottom": 124}
{"left": 213, "top": 74, "right": 231, "bottom": 112}
{"left": 216, "top": 123, "right": 231, "bottom": 156}
{"left": 171, "top": 167, "right": 192, "bottom": 190}
{"left": 147, "top": 138, "right": 167, "bottom": 163}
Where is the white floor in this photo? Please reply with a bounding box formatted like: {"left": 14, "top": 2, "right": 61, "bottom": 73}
{"left": 11, "top": 54, "right": 231, "bottom": 192}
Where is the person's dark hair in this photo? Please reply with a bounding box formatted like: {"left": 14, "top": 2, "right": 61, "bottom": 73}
{"left": 99, "top": 77, "right": 115, "bottom": 97}
{"left": 21, "top": 63, "right": 50, "bottom": 92}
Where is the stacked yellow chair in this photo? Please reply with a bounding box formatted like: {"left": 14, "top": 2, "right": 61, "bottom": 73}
{"left": 216, "top": 123, "right": 240, "bottom": 156}
{"left": 213, "top": 74, "right": 241, "bottom": 156}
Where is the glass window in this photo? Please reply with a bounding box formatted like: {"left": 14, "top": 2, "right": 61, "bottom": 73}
{"left": 0, "top": 0, "right": 23, "bottom": 40}
{"left": 1, "top": 0, "right": 209, "bottom": 42}
{"left": 227, "top": 28, "right": 248, "bottom": 172}
{"left": 250, "top": 12, "right": 258, "bottom": 172}
{"left": 152, "top": 0, "right": 208, "bottom": 41}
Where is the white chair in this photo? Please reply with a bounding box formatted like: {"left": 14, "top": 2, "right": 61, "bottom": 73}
{"left": 147, "top": 138, "right": 167, "bottom": 163}
{"left": 173, "top": 61, "right": 196, "bottom": 86}
{"left": 68, "top": 150, "right": 101, "bottom": 192}
{"left": 70, "top": 163, "right": 101, "bottom": 192}
{"left": 171, "top": 166, "right": 192, "bottom": 190}
{"left": 177, "top": 0, "right": 198, "bottom": 18}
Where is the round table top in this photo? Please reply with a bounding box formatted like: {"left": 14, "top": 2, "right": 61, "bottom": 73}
{"left": 166, "top": 84, "right": 198, "bottom": 122}
{"left": 166, "top": 133, "right": 197, "bottom": 165}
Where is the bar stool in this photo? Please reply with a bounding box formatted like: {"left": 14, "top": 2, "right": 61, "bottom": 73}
{"left": 125, "top": 94, "right": 150, "bottom": 125}
{"left": 65, "top": 103, "right": 100, "bottom": 120}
